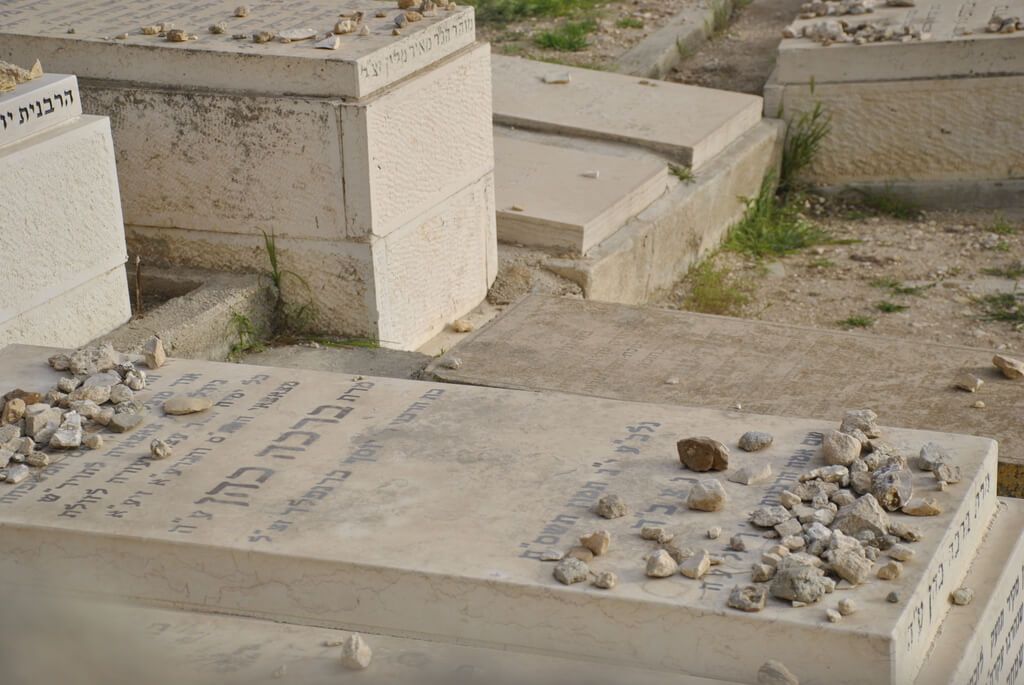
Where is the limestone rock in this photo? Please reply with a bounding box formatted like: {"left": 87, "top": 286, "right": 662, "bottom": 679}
{"left": 680, "top": 549, "right": 711, "bottom": 579}
{"left": 50, "top": 412, "right": 83, "bottom": 449}
{"left": 838, "top": 598, "right": 857, "bottom": 616}
{"left": 660, "top": 541, "right": 694, "bottom": 564}
{"left": 887, "top": 591, "right": 900, "bottom": 603}
{"left": 235, "top": 5, "right": 250, "bottom": 17}
{"left": 124, "top": 369, "right": 147, "bottom": 391}
{"left": 553, "top": 556, "right": 590, "bottom": 584}
{"left": 954, "top": 373, "right": 984, "bottom": 392}
{"left": 82, "top": 433, "right": 103, "bottom": 450}
{"left": 48, "top": 352, "right": 71, "bottom": 371}
{"left": 831, "top": 491, "right": 856, "bottom": 507}
{"left": 56, "top": 377, "right": 81, "bottom": 393}
{"left": 728, "top": 463, "right": 773, "bottom": 486}
{"left": 687, "top": 479, "right": 727, "bottom": 512}
{"left": 757, "top": 660, "right": 799, "bottom": 685}
{"left": 69, "top": 385, "right": 111, "bottom": 405}
{"left": 951, "top": 587, "right": 974, "bottom": 605}
{"left": 595, "top": 493, "right": 628, "bottom": 519}
{"left": 707, "top": 526, "right": 722, "bottom": 540}
{"left": 888, "top": 543, "right": 914, "bottom": 562}
{"left": 593, "top": 571, "right": 617, "bottom": 589}
{"left": 750, "top": 505, "right": 792, "bottom": 528}
{"left": 877, "top": 560, "right": 903, "bottom": 580}
{"left": 833, "top": 494, "right": 890, "bottom": 538}
{"left": 150, "top": 439, "right": 173, "bottom": 460}
{"left": 69, "top": 343, "right": 120, "bottom": 376}
{"left": 209, "top": 22, "right": 227, "bottom": 34}
{"left": 994, "top": 354, "right": 1024, "bottom": 380}
{"left": 840, "top": 409, "right": 879, "bottom": 438}
{"left": 6, "top": 464, "right": 29, "bottom": 484}
{"left": 752, "top": 563, "right": 776, "bottom": 582}
{"left": 0, "top": 424, "right": 22, "bottom": 445}
{"left": 24, "top": 404, "right": 61, "bottom": 438}
{"left": 567, "top": 546, "right": 594, "bottom": 563}
{"left": 163, "top": 396, "right": 214, "bottom": 415}
{"left": 738, "top": 431, "right": 773, "bottom": 452}
{"left": 973, "top": 400, "right": 986, "bottom": 409}
{"left": 677, "top": 436, "right": 729, "bottom": 472}
{"left": 729, "top": 535, "right": 747, "bottom": 552}
{"left": 780, "top": 490, "right": 801, "bottom": 508}
{"left": 451, "top": 319, "right": 474, "bottom": 333}
{"left": 341, "top": 634, "right": 372, "bottom": 670}
{"left": 935, "top": 462, "right": 962, "bottom": 485}
{"left": 645, "top": 549, "right": 678, "bottom": 578}
{"left": 918, "top": 442, "right": 950, "bottom": 471}
{"left": 889, "top": 521, "right": 923, "bottom": 542}
{"left": 902, "top": 497, "right": 942, "bottom": 516}
{"left": 109, "top": 385, "right": 134, "bottom": 405}
{"left": 95, "top": 407, "right": 115, "bottom": 426}
{"left": 143, "top": 337, "right": 167, "bottom": 369}
{"left": 2, "top": 397, "right": 26, "bottom": 425}
{"left": 822, "top": 430, "right": 861, "bottom": 466}
{"left": 728, "top": 584, "right": 768, "bottom": 612}
{"left": 109, "top": 413, "right": 145, "bottom": 433}
{"left": 640, "top": 526, "right": 673, "bottom": 543}
{"left": 770, "top": 563, "right": 829, "bottom": 604}
{"left": 580, "top": 530, "right": 611, "bottom": 556}
{"left": 871, "top": 465, "right": 914, "bottom": 512}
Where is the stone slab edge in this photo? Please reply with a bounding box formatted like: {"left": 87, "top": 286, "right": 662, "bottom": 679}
{"left": 0, "top": 73, "right": 81, "bottom": 147}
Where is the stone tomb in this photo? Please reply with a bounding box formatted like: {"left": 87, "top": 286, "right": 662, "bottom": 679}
{"left": 494, "top": 133, "right": 669, "bottom": 253}
{"left": 764, "top": 0, "right": 1024, "bottom": 198}
{"left": 0, "top": 0, "right": 495, "bottom": 350}
{"left": 0, "top": 344, "right": 999, "bottom": 684}
{"left": 0, "top": 74, "right": 131, "bottom": 349}
{"left": 427, "top": 295, "right": 1024, "bottom": 495}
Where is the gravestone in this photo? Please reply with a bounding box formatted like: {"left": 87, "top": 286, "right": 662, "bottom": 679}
{"left": 765, "top": 0, "right": 1024, "bottom": 197}
{"left": 0, "top": 343, "right": 998, "bottom": 684}
{"left": 0, "top": 73, "right": 131, "bottom": 349}
{"left": 0, "top": 0, "right": 495, "bottom": 350}
{"left": 425, "top": 295, "right": 1024, "bottom": 495}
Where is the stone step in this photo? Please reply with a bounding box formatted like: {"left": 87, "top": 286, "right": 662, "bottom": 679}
{"left": 494, "top": 132, "right": 669, "bottom": 253}
{"left": 491, "top": 55, "right": 762, "bottom": 169}
{"left": 425, "top": 295, "right": 1024, "bottom": 496}
{"left": 0, "top": 344, "right": 997, "bottom": 684}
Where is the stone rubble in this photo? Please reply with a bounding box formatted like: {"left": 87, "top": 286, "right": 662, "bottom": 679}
{"left": 340, "top": 633, "right": 373, "bottom": 670}
{"left": 687, "top": 479, "right": 727, "bottom": 511}
{"left": 680, "top": 549, "right": 711, "bottom": 579}
{"left": 645, "top": 549, "right": 679, "bottom": 578}
{"left": 580, "top": 530, "right": 611, "bottom": 556}
{"left": 592, "top": 570, "right": 617, "bottom": 589}
{"left": 728, "top": 584, "right": 768, "bottom": 612}
{"left": 553, "top": 557, "right": 590, "bottom": 585}
{"left": 0, "top": 59, "right": 43, "bottom": 93}
{"left": 677, "top": 436, "right": 730, "bottom": 471}
{"left": 595, "top": 493, "right": 629, "bottom": 519}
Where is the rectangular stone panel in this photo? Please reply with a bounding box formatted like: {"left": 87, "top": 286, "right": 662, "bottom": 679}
{"left": 494, "top": 134, "right": 669, "bottom": 253}
{"left": 427, "top": 295, "right": 1024, "bottom": 491}
{"left": 491, "top": 55, "right": 762, "bottom": 169}
{"left": 0, "top": 344, "right": 998, "bottom": 684}
{"left": 0, "top": 73, "right": 81, "bottom": 147}
{"left": 0, "top": 1, "right": 476, "bottom": 99}
{"left": 776, "top": 0, "right": 1024, "bottom": 83}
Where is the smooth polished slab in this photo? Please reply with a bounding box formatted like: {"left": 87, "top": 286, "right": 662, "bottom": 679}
{"left": 491, "top": 55, "right": 762, "bottom": 168}
{"left": 0, "top": 73, "right": 81, "bottom": 147}
{"left": 0, "top": 0, "right": 476, "bottom": 98}
{"left": 777, "top": 0, "right": 1024, "bottom": 83}
{"left": 494, "top": 134, "right": 668, "bottom": 253}
{"left": 0, "top": 344, "right": 997, "bottom": 684}
{"left": 427, "top": 295, "right": 1024, "bottom": 491}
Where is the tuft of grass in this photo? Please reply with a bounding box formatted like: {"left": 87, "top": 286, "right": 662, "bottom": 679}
{"left": 676, "top": 36, "right": 695, "bottom": 59}
{"left": 683, "top": 258, "right": 750, "bottom": 315}
{"left": 975, "top": 292, "right": 1024, "bottom": 326}
{"left": 983, "top": 261, "right": 1024, "bottom": 279}
{"left": 808, "top": 257, "right": 834, "bottom": 269}
{"left": 869, "top": 277, "right": 933, "bottom": 297}
{"left": 669, "top": 163, "right": 695, "bottom": 184}
{"left": 779, "top": 101, "right": 831, "bottom": 194}
{"left": 724, "top": 175, "right": 830, "bottom": 257}
{"left": 855, "top": 188, "right": 921, "bottom": 220}
{"left": 616, "top": 16, "right": 644, "bottom": 28}
{"left": 228, "top": 312, "right": 265, "bottom": 361}
{"left": 875, "top": 300, "right": 908, "bottom": 313}
{"left": 261, "top": 229, "right": 318, "bottom": 334}
{"left": 838, "top": 315, "right": 875, "bottom": 329}
{"left": 708, "top": 0, "right": 732, "bottom": 34}
{"left": 534, "top": 19, "right": 596, "bottom": 51}
{"left": 994, "top": 240, "right": 1011, "bottom": 253}
{"left": 990, "top": 215, "right": 1018, "bottom": 235}
{"left": 466, "top": 0, "right": 599, "bottom": 23}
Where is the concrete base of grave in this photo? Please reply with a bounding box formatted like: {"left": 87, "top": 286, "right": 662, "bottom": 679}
{"left": 764, "top": 72, "right": 1024, "bottom": 197}
{"left": 524, "top": 119, "right": 783, "bottom": 304}
{"left": 0, "top": 114, "right": 131, "bottom": 350}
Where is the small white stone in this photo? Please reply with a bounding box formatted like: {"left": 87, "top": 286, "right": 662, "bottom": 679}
{"left": 543, "top": 72, "right": 571, "bottom": 84}
{"left": 707, "top": 526, "right": 722, "bottom": 540}
{"left": 951, "top": 587, "right": 975, "bottom": 606}
{"left": 150, "top": 439, "right": 173, "bottom": 460}
{"left": 315, "top": 34, "right": 342, "bottom": 49}
{"left": 837, "top": 598, "right": 857, "bottom": 616}
{"left": 645, "top": 549, "right": 679, "bottom": 578}
{"left": 341, "top": 633, "right": 372, "bottom": 670}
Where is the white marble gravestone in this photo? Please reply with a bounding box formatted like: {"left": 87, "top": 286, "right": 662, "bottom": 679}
{"left": 0, "top": 75, "right": 131, "bottom": 349}
{"left": 0, "top": 1, "right": 496, "bottom": 350}
{"left": 0, "top": 344, "right": 999, "bottom": 684}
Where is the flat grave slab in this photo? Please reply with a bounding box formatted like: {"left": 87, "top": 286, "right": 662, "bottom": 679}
{"left": 0, "top": 0, "right": 476, "bottom": 98}
{"left": 428, "top": 295, "right": 1024, "bottom": 493}
{"left": 0, "top": 73, "right": 81, "bottom": 146}
{"left": 494, "top": 133, "right": 669, "bottom": 253}
{"left": 776, "top": 0, "right": 1024, "bottom": 83}
{"left": 491, "top": 55, "right": 762, "bottom": 169}
{"left": 0, "top": 344, "right": 998, "bottom": 684}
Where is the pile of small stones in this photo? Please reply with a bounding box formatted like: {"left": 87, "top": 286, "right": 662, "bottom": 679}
{"left": 0, "top": 58, "right": 43, "bottom": 94}
{"left": 0, "top": 338, "right": 212, "bottom": 484}
{"left": 785, "top": 18, "right": 932, "bottom": 45}
{"left": 985, "top": 15, "right": 1023, "bottom": 33}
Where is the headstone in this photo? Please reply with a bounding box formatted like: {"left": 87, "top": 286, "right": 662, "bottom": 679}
{"left": 494, "top": 133, "right": 669, "bottom": 253}
{"left": 0, "top": 1, "right": 494, "bottom": 350}
{"left": 425, "top": 295, "right": 1024, "bottom": 494}
{"left": 0, "top": 75, "right": 131, "bottom": 349}
{"left": 0, "top": 344, "right": 998, "bottom": 684}
{"left": 491, "top": 55, "right": 762, "bottom": 169}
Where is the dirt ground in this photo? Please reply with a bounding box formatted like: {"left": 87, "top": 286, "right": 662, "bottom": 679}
{"left": 658, "top": 202, "right": 1024, "bottom": 352}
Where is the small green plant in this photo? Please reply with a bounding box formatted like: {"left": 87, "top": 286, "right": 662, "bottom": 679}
{"left": 260, "top": 229, "right": 318, "bottom": 334}
{"left": 676, "top": 36, "right": 695, "bottom": 59}
{"left": 228, "top": 312, "right": 265, "bottom": 361}
{"left": 669, "top": 163, "right": 695, "bottom": 183}
{"left": 975, "top": 292, "right": 1024, "bottom": 327}
{"left": 994, "top": 240, "right": 1011, "bottom": 253}
{"left": 983, "top": 261, "right": 1024, "bottom": 279}
{"left": 875, "top": 300, "right": 908, "bottom": 313}
{"left": 466, "top": 0, "right": 599, "bottom": 23}
{"left": 869, "top": 277, "right": 933, "bottom": 297}
{"left": 808, "top": 257, "right": 834, "bottom": 269}
{"left": 779, "top": 101, "right": 831, "bottom": 194}
{"left": 708, "top": 0, "right": 732, "bottom": 34}
{"left": 838, "top": 315, "right": 875, "bottom": 329}
{"left": 683, "top": 257, "right": 750, "bottom": 315}
{"left": 724, "top": 175, "right": 830, "bottom": 257}
{"left": 855, "top": 188, "right": 920, "bottom": 220}
{"left": 616, "top": 16, "right": 644, "bottom": 28}
{"left": 990, "top": 215, "right": 1018, "bottom": 235}
{"left": 535, "top": 20, "right": 596, "bottom": 51}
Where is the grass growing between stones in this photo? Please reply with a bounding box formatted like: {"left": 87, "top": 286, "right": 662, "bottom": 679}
{"left": 683, "top": 257, "right": 751, "bottom": 315}
{"left": 669, "top": 163, "right": 695, "bottom": 184}
{"left": 975, "top": 292, "right": 1024, "bottom": 329}
{"left": 983, "top": 261, "right": 1024, "bottom": 279}
{"left": 228, "top": 312, "right": 265, "bottom": 361}
{"left": 779, "top": 101, "right": 831, "bottom": 194}
{"left": 854, "top": 188, "right": 921, "bottom": 220}
{"left": 467, "top": 0, "right": 599, "bottom": 22}
{"left": 616, "top": 16, "right": 644, "bottom": 28}
{"left": 875, "top": 300, "right": 908, "bottom": 313}
{"left": 990, "top": 215, "right": 1019, "bottom": 235}
{"left": 869, "top": 277, "right": 934, "bottom": 297}
{"left": 837, "top": 315, "right": 875, "bottom": 329}
{"left": 534, "top": 19, "right": 597, "bottom": 50}
{"left": 723, "top": 176, "right": 830, "bottom": 258}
